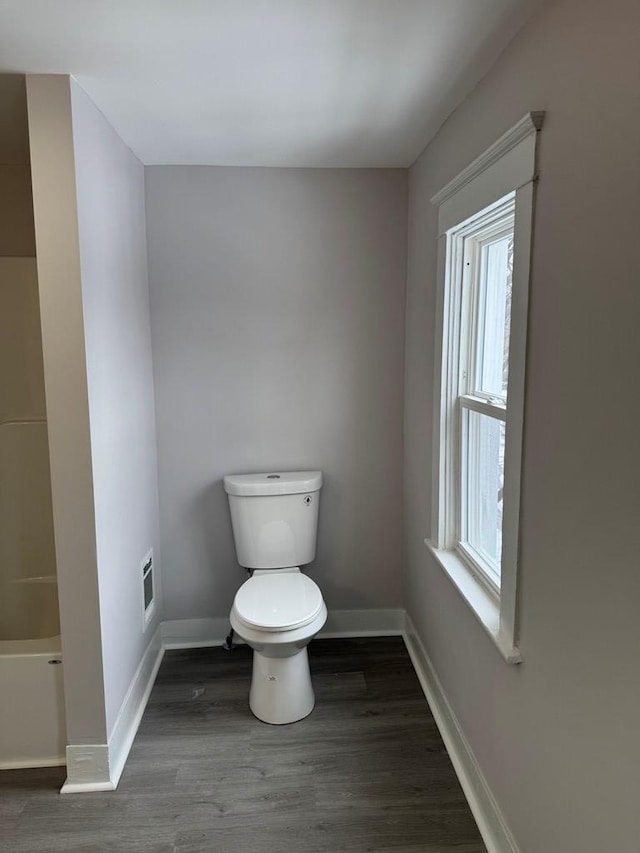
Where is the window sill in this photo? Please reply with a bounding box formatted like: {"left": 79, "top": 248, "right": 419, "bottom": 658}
{"left": 424, "top": 539, "right": 522, "bottom": 664}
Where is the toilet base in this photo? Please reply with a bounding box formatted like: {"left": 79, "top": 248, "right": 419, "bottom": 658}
{"left": 249, "top": 647, "right": 315, "bottom": 725}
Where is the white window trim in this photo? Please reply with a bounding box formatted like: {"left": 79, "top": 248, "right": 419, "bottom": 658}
{"left": 427, "top": 112, "right": 544, "bottom": 664}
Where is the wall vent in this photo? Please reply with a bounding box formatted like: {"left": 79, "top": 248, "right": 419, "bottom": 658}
{"left": 141, "top": 550, "right": 154, "bottom": 626}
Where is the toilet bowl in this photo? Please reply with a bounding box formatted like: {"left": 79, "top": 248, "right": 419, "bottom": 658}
{"left": 230, "top": 568, "right": 327, "bottom": 724}
{"left": 224, "top": 470, "right": 325, "bottom": 724}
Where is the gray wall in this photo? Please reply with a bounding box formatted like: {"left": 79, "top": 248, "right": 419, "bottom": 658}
{"left": 404, "top": 0, "right": 640, "bottom": 851}
{"left": 70, "top": 80, "right": 161, "bottom": 736}
{"left": 146, "top": 167, "right": 407, "bottom": 620}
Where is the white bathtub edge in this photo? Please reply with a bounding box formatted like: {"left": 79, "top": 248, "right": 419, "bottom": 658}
{"left": 0, "top": 634, "right": 66, "bottom": 771}
{"left": 0, "top": 756, "right": 65, "bottom": 770}
{"left": 0, "top": 634, "right": 61, "bottom": 657}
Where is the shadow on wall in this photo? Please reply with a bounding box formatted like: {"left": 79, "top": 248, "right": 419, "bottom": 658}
{"left": 187, "top": 480, "right": 239, "bottom": 616}
{"left": 308, "top": 470, "right": 398, "bottom": 612}
{"left": 186, "top": 470, "right": 381, "bottom": 618}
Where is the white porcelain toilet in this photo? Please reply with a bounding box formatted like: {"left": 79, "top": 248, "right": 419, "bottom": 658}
{"left": 224, "top": 470, "right": 326, "bottom": 724}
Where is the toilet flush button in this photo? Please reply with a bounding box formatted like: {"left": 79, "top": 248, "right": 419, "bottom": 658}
{"left": 304, "top": 495, "right": 312, "bottom": 505}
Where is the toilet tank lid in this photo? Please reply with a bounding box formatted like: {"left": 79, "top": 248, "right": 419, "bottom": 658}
{"left": 224, "top": 470, "right": 322, "bottom": 497}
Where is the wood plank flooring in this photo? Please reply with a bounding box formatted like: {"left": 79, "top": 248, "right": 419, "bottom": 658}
{"left": 0, "top": 637, "right": 486, "bottom": 853}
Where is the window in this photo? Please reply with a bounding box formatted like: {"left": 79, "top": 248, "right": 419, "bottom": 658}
{"left": 428, "top": 113, "right": 544, "bottom": 663}
{"left": 453, "top": 193, "right": 514, "bottom": 594}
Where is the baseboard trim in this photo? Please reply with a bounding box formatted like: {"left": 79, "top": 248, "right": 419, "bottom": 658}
{"left": 162, "top": 617, "right": 233, "bottom": 649}
{"left": 61, "top": 744, "right": 113, "bottom": 794}
{"left": 61, "top": 625, "right": 164, "bottom": 794}
{"left": 402, "top": 614, "right": 520, "bottom": 853}
{"left": 320, "top": 608, "right": 405, "bottom": 638}
{"left": 61, "top": 779, "right": 116, "bottom": 794}
{"left": 162, "top": 609, "right": 405, "bottom": 649}
{"left": 107, "top": 623, "right": 164, "bottom": 788}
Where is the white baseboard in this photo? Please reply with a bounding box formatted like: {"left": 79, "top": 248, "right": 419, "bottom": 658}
{"left": 61, "top": 744, "right": 113, "bottom": 793}
{"left": 107, "top": 624, "right": 164, "bottom": 787}
{"left": 320, "top": 608, "right": 405, "bottom": 638}
{"left": 162, "top": 609, "right": 405, "bottom": 649}
{"left": 402, "top": 614, "right": 520, "bottom": 853}
{"left": 162, "top": 617, "right": 233, "bottom": 649}
{"left": 61, "top": 779, "right": 115, "bottom": 794}
{"left": 61, "top": 625, "right": 164, "bottom": 794}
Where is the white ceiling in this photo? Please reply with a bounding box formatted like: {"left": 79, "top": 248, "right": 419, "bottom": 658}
{"left": 0, "top": 1, "right": 539, "bottom": 167}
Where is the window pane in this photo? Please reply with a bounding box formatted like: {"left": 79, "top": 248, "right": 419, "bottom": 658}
{"left": 476, "top": 232, "right": 513, "bottom": 398}
{"left": 463, "top": 409, "right": 505, "bottom": 584}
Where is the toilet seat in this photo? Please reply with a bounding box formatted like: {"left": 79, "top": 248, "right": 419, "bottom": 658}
{"left": 233, "top": 571, "right": 323, "bottom": 632}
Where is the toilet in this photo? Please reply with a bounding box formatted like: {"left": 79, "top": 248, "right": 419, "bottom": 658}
{"left": 224, "top": 470, "right": 326, "bottom": 724}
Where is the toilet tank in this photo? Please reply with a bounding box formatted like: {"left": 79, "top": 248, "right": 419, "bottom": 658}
{"left": 223, "top": 471, "right": 322, "bottom": 569}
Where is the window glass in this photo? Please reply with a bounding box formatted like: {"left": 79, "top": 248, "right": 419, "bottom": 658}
{"left": 463, "top": 409, "right": 505, "bottom": 583}
{"left": 475, "top": 231, "right": 513, "bottom": 399}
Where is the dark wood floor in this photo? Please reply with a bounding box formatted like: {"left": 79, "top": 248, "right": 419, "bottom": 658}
{"left": 1, "top": 638, "right": 486, "bottom": 853}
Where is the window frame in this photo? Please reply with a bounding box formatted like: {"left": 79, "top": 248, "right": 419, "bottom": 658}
{"left": 454, "top": 195, "right": 515, "bottom": 596}
{"left": 427, "top": 112, "right": 544, "bottom": 664}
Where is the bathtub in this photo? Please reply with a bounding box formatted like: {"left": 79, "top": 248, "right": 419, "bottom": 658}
{"left": 0, "top": 635, "right": 66, "bottom": 769}
{"left": 0, "top": 409, "right": 65, "bottom": 768}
